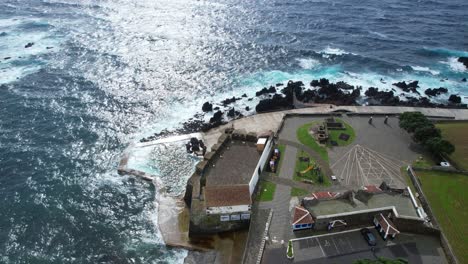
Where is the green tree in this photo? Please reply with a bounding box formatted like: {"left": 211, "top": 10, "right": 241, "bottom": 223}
{"left": 413, "top": 125, "right": 441, "bottom": 143}
{"left": 425, "top": 137, "right": 455, "bottom": 155}
{"left": 399, "top": 112, "right": 432, "bottom": 133}
{"left": 354, "top": 257, "right": 408, "bottom": 264}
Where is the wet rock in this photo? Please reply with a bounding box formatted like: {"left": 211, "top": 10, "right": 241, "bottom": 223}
{"left": 365, "top": 87, "right": 400, "bottom": 105}
{"left": 255, "top": 94, "right": 291, "bottom": 113}
{"left": 213, "top": 106, "right": 220, "bottom": 110}
{"left": 202, "top": 102, "right": 213, "bottom": 112}
{"left": 393, "top": 81, "right": 420, "bottom": 94}
{"left": 458, "top": 57, "right": 468, "bottom": 69}
{"left": 248, "top": 98, "right": 253, "bottom": 101}
{"left": 424, "top": 87, "right": 448, "bottom": 97}
{"left": 255, "top": 86, "right": 276, "bottom": 96}
{"left": 449, "top": 94, "right": 462, "bottom": 104}
{"left": 209, "top": 110, "right": 223, "bottom": 123}
{"left": 227, "top": 108, "right": 242, "bottom": 118}
{"left": 245, "top": 106, "right": 250, "bottom": 111}
{"left": 241, "top": 93, "right": 247, "bottom": 97}
{"left": 462, "top": 78, "right": 467, "bottom": 82}
{"left": 4, "top": 57, "right": 11, "bottom": 60}
{"left": 46, "top": 46, "right": 53, "bottom": 49}
{"left": 221, "top": 96, "right": 241, "bottom": 106}
{"left": 276, "top": 83, "right": 284, "bottom": 87}
{"left": 0, "top": 32, "right": 7, "bottom": 37}
{"left": 25, "top": 42, "right": 34, "bottom": 48}
{"left": 336, "top": 81, "right": 354, "bottom": 90}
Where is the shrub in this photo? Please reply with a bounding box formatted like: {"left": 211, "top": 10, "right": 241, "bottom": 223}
{"left": 413, "top": 125, "right": 441, "bottom": 144}
{"left": 425, "top": 137, "right": 455, "bottom": 155}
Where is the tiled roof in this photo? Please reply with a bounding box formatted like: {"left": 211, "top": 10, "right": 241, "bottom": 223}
{"left": 292, "top": 206, "right": 314, "bottom": 225}
{"left": 306, "top": 191, "right": 339, "bottom": 200}
{"left": 205, "top": 185, "right": 251, "bottom": 207}
{"left": 375, "top": 213, "right": 399, "bottom": 235}
{"left": 363, "top": 185, "right": 382, "bottom": 193}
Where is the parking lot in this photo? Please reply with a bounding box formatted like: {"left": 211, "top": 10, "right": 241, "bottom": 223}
{"left": 293, "top": 228, "right": 377, "bottom": 261}
{"left": 262, "top": 228, "right": 448, "bottom": 264}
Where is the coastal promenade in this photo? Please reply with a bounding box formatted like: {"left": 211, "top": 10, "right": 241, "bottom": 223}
{"left": 131, "top": 105, "right": 468, "bottom": 165}
{"left": 199, "top": 105, "right": 468, "bottom": 151}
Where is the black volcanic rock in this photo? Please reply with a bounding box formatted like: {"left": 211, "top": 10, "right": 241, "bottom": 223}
{"left": 256, "top": 86, "right": 276, "bottom": 96}
{"left": 393, "top": 81, "right": 420, "bottom": 94}
{"left": 336, "top": 81, "right": 354, "bottom": 90}
{"left": 449, "top": 94, "right": 462, "bottom": 104}
{"left": 365, "top": 87, "right": 400, "bottom": 105}
{"left": 202, "top": 102, "right": 213, "bottom": 112}
{"left": 25, "top": 42, "right": 34, "bottom": 48}
{"left": 458, "top": 57, "right": 468, "bottom": 69}
{"left": 245, "top": 106, "right": 250, "bottom": 111}
{"left": 462, "top": 78, "right": 467, "bottom": 82}
{"left": 210, "top": 110, "right": 223, "bottom": 123}
{"left": 241, "top": 93, "right": 247, "bottom": 97}
{"left": 0, "top": 32, "right": 7, "bottom": 37}
{"left": 276, "top": 83, "right": 284, "bottom": 87}
{"left": 424, "top": 87, "right": 448, "bottom": 97}
{"left": 46, "top": 46, "right": 53, "bottom": 49}
{"left": 256, "top": 94, "right": 292, "bottom": 113}
{"left": 221, "top": 96, "right": 241, "bottom": 106}
{"left": 227, "top": 108, "right": 242, "bottom": 118}
{"left": 4, "top": 57, "right": 11, "bottom": 60}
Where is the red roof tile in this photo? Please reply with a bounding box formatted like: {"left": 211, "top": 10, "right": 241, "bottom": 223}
{"left": 205, "top": 185, "right": 251, "bottom": 207}
{"left": 364, "top": 185, "right": 382, "bottom": 193}
{"left": 307, "top": 191, "right": 339, "bottom": 200}
{"left": 292, "top": 206, "right": 314, "bottom": 225}
{"left": 375, "top": 213, "right": 399, "bottom": 235}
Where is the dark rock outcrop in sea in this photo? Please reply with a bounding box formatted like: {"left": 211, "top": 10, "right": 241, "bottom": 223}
{"left": 449, "top": 94, "right": 462, "bottom": 104}
{"left": 462, "top": 78, "right": 467, "bottom": 82}
{"left": 24, "top": 42, "right": 34, "bottom": 48}
{"left": 255, "top": 86, "right": 276, "bottom": 96}
{"left": 424, "top": 87, "right": 448, "bottom": 97}
{"left": 220, "top": 96, "right": 241, "bottom": 106}
{"left": 140, "top": 78, "right": 467, "bottom": 143}
{"left": 202, "top": 102, "right": 213, "bottom": 112}
{"left": 458, "top": 57, "right": 468, "bottom": 69}
{"left": 392, "top": 81, "right": 420, "bottom": 94}
{"left": 4, "top": 57, "right": 11, "bottom": 60}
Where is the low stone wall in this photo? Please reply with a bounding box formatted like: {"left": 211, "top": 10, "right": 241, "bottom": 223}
{"left": 413, "top": 166, "right": 468, "bottom": 175}
{"left": 406, "top": 166, "right": 459, "bottom": 264}
{"left": 393, "top": 217, "right": 439, "bottom": 236}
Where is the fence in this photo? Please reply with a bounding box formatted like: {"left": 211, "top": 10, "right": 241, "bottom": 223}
{"left": 249, "top": 137, "right": 273, "bottom": 195}
{"left": 406, "top": 166, "right": 459, "bottom": 264}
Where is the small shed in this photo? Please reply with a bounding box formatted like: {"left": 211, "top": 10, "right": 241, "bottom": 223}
{"left": 292, "top": 206, "right": 314, "bottom": 231}
{"left": 373, "top": 213, "right": 400, "bottom": 239}
{"left": 256, "top": 137, "right": 268, "bottom": 152}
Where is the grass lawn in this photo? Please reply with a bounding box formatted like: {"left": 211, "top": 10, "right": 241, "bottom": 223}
{"left": 273, "top": 144, "right": 286, "bottom": 175}
{"left": 326, "top": 118, "right": 356, "bottom": 147}
{"left": 412, "top": 155, "right": 435, "bottom": 169}
{"left": 293, "top": 150, "right": 331, "bottom": 186}
{"left": 436, "top": 122, "right": 468, "bottom": 170}
{"left": 417, "top": 170, "right": 468, "bottom": 263}
{"left": 296, "top": 122, "right": 329, "bottom": 162}
{"left": 257, "top": 181, "right": 276, "bottom": 202}
{"left": 291, "top": 187, "right": 309, "bottom": 197}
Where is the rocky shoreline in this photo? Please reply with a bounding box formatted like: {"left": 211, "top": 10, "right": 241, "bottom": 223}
{"left": 140, "top": 58, "right": 468, "bottom": 143}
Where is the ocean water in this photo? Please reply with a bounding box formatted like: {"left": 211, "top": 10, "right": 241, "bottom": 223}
{"left": 1, "top": 0, "right": 467, "bottom": 263}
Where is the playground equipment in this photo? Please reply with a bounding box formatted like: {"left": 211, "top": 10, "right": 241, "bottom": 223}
{"left": 300, "top": 165, "right": 314, "bottom": 174}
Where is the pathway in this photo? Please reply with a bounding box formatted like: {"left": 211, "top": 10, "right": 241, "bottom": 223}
{"left": 277, "top": 139, "right": 334, "bottom": 179}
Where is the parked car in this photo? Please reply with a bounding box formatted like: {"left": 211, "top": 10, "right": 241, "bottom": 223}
{"left": 360, "top": 228, "right": 377, "bottom": 246}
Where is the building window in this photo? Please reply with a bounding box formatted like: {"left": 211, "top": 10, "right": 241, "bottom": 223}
{"left": 295, "top": 224, "right": 301, "bottom": 229}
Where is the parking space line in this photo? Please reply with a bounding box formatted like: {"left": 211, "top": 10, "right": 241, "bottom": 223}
{"left": 346, "top": 237, "right": 354, "bottom": 251}
{"left": 291, "top": 226, "right": 375, "bottom": 242}
{"left": 316, "top": 237, "right": 326, "bottom": 257}
{"left": 331, "top": 237, "right": 340, "bottom": 254}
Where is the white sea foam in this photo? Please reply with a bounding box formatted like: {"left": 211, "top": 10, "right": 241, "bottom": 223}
{"left": 440, "top": 57, "right": 466, "bottom": 72}
{"left": 0, "top": 18, "right": 62, "bottom": 84}
{"left": 296, "top": 58, "right": 320, "bottom": 69}
{"left": 320, "top": 46, "right": 353, "bottom": 56}
{"left": 410, "top": 66, "right": 440, "bottom": 75}
{"left": 369, "top": 31, "right": 388, "bottom": 39}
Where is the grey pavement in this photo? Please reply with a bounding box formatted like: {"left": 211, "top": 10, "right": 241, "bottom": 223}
{"left": 263, "top": 230, "right": 448, "bottom": 264}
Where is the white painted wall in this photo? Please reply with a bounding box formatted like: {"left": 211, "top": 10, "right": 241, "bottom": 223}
{"left": 206, "top": 204, "right": 250, "bottom": 214}
{"left": 249, "top": 137, "right": 273, "bottom": 195}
